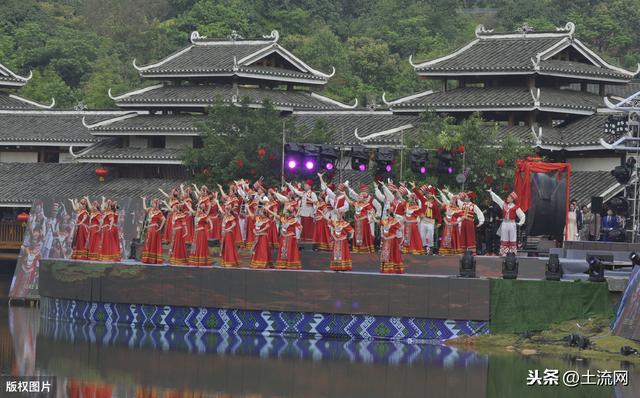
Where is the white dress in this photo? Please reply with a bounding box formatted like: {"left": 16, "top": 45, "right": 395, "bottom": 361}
{"left": 566, "top": 211, "right": 578, "bottom": 241}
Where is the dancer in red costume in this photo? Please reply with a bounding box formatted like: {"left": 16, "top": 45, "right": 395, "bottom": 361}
{"left": 220, "top": 205, "right": 240, "bottom": 267}
{"left": 70, "top": 198, "right": 89, "bottom": 260}
{"left": 189, "top": 202, "right": 214, "bottom": 266}
{"left": 455, "top": 191, "right": 484, "bottom": 253}
{"left": 250, "top": 207, "right": 272, "bottom": 268}
{"left": 160, "top": 188, "right": 180, "bottom": 243}
{"left": 327, "top": 214, "right": 354, "bottom": 271}
{"left": 141, "top": 197, "right": 165, "bottom": 264}
{"left": 99, "top": 200, "right": 121, "bottom": 262}
{"left": 379, "top": 210, "right": 404, "bottom": 274}
{"left": 412, "top": 184, "right": 442, "bottom": 255}
{"left": 169, "top": 206, "right": 189, "bottom": 265}
{"left": 439, "top": 192, "right": 463, "bottom": 255}
{"left": 86, "top": 199, "right": 103, "bottom": 261}
{"left": 402, "top": 195, "right": 425, "bottom": 255}
{"left": 273, "top": 205, "right": 302, "bottom": 270}
{"left": 180, "top": 186, "right": 194, "bottom": 245}
{"left": 287, "top": 180, "right": 317, "bottom": 242}
{"left": 243, "top": 198, "right": 258, "bottom": 249}
{"left": 312, "top": 196, "right": 331, "bottom": 251}
{"left": 209, "top": 193, "right": 222, "bottom": 240}
{"left": 349, "top": 184, "right": 376, "bottom": 253}
{"left": 264, "top": 189, "right": 281, "bottom": 249}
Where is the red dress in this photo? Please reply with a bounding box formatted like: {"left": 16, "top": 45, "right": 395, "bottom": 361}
{"left": 209, "top": 201, "right": 222, "bottom": 240}
{"left": 182, "top": 199, "right": 194, "bottom": 245}
{"left": 220, "top": 214, "right": 240, "bottom": 267}
{"left": 352, "top": 201, "right": 375, "bottom": 253}
{"left": 141, "top": 209, "right": 164, "bottom": 264}
{"left": 380, "top": 217, "right": 403, "bottom": 274}
{"left": 275, "top": 216, "right": 301, "bottom": 270}
{"left": 459, "top": 202, "right": 477, "bottom": 251}
{"left": 250, "top": 215, "right": 272, "bottom": 268}
{"left": 99, "top": 210, "right": 121, "bottom": 262}
{"left": 169, "top": 213, "right": 188, "bottom": 265}
{"left": 440, "top": 207, "right": 462, "bottom": 255}
{"left": 86, "top": 210, "right": 103, "bottom": 261}
{"left": 71, "top": 209, "right": 89, "bottom": 260}
{"left": 312, "top": 202, "right": 331, "bottom": 251}
{"left": 329, "top": 220, "right": 353, "bottom": 271}
{"left": 244, "top": 201, "right": 258, "bottom": 249}
{"left": 402, "top": 205, "right": 425, "bottom": 255}
{"left": 190, "top": 212, "right": 212, "bottom": 266}
{"left": 162, "top": 198, "right": 180, "bottom": 243}
{"left": 266, "top": 200, "right": 280, "bottom": 248}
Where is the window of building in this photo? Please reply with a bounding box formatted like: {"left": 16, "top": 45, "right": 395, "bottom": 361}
{"left": 148, "top": 136, "right": 166, "bottom": 148}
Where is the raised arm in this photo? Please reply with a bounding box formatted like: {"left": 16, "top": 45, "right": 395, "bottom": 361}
{"left": 516, "top": 208, "right": 526, "bottom": 226}
{"left": 141, "top": 197, "right": 149, "bottom": 211}
{"left": 158, "top": 188, "right": 170, "bottom": 199}
{"left": 374, "top": 183, "right": 385, "bottom": 203}
{"left": 287, "top": 182, "right": 304, "bottom": 197}
{"left": 488, "top": 190, "right": 504, "bottom": 208}
{"left": 474, "top": 204, "right": 484, "bottom": 227}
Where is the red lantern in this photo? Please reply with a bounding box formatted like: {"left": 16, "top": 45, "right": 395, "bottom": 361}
{"left": 16, "top": 212, "right": 29, "bottom": 226}
{"left": 257, "top": 148, "right": 266, "bottom": 158}
{"left": 458, "top": 145, "right": 465, "bottom": 153}
{"left": 496, "top": 159, "right": 505, "bottom": 167}
{"left": 268, "top": 153, "right": 277, "bottom": 161}
{"left": 484, "top": 175, "right": 494, "bottom": 185}
{"left": 235, "top": 159, "right": 244, "bottom": 168}
{"left": 95, "top": 167, "right": 109, "bottom": 182}
{"left": 502, "top": 183, "right": 511, "bottom": 192}
{"left": 250, "top": 168, "right": 257, "bottom": 176}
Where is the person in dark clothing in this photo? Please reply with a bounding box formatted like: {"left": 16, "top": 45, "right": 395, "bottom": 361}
{"left": 482, "top": 200, "right": 502, "bottom": 255}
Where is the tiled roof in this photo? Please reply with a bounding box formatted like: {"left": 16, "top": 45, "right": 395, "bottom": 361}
{"left": 136, "top": 34, "right": 329, "bottom": 84}
{"left": 0, "top": 93, "right": 39, "bottom": 110}
{"left": 0, "top": 63, "right": 29, "bottom": 88}
{"left": 412, "top": 25, "right": 634, "bottom": 82}
{"left": 0, "top": 112, "right": 105, "bottom": 144}
{"left": 115, "top": 84, "right": 352, "bottom": 110}
{"left": 0, "top": 163, "right": 181, "bottom": 206}
{"left": 553, "top": 114, "right": 611, "bottom": 147}
{"left": 570, "top": 170, "right": 620, "bottom": 207}
{"left": 389, "top": 87, "right": 603, "bottom": 113}
{"left": 565, "top": 82, "right": 640, "bottom": 99}
{"left": 293, "top": 112, "right": 422, "bottom": 146}
{"left": 493, "top": 125, "right": 536, "bottom": 144}
{"left": 76, "top": 138, "right": 182, "bottom": 163}
{"left": 90, "top": 114, "right": 204, "bottom": 136}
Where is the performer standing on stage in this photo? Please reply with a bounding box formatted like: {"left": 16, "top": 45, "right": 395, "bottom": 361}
{"left": 412, "top": 184, "right": 441, "bottom": 255}
{"left": 264, "top": 189, "right": 281, "bottom": 248}
{"left": 488, "top": 189, "right": 525, "bottom": 256}
{"left": 70, "top": 198, "right": 89, "bottom": 260}
{"left": 86, "top": 199, "right": 103, "bottom": 261}
{"left": 347, "top": 184, "right": 376, "bottom": 253}
{"left": 220, "top": 205, "right": 240, "bottom": 267}
{"left": 169, "top": 205, "right": 189, "bottom": 265}
{"left": 288, "top": 180, "right": 317, "bottom": 242}
{"left": 141, "top": 197, "right": 165, "bottom": 264}
{"left": 439, "top": 192, "right": 463, "bottom": 255}
{"left": 318, "top": 172, "right": 349, "bottom": 218}
{"left": 99, "top": 200, "right": 120, "bottom": 262}
{"left": 250, "top": 207, "right": 272, "bottom": 268}
{"left": 312, "top": 195, "right": 332, "bottom": 251}
{"left": 457, "top": 192, "right": 484, "bottom": 253}
{"left": 402, "top": 193, "right": 425, "bottom": 255}
{"left": 326, "top": 213, "right": 354, "bottom": 271}
{"left": 160, "top": 188, "right": 180, "bottom": 243}
{"left": 274, "top": 204, "right": 302, "bottom": 270}
{"left": 189, "top": 202, "right": 214, "bottom": 266}
{"left": 379, "top": 210, "right": 404, "bottom": 274}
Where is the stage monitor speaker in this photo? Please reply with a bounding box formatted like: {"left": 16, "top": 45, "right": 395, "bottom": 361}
{"left": 591, "top": 196, "right": 603, "bottom": 215}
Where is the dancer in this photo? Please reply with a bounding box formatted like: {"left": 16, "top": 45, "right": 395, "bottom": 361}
{"left": 250, "top": 207, "right": 272, "bottom": 268}
{"left": 327, "top": 213, "right": 354, "bottom": 271}
{"left": 190, "top": 202, "right": 214, "bottom": 266}
{"left": 141, "top": 197, "right": 165, "bottom": 264}
{"left": 160, "top": 188, "right": 180, "bottom": 243}
{"left": 457, "top": 192, "right": 484, "bottom": 253}
{"left": 379, "top": 210, "right": 404, "bottom": 274}
{"left": 488, "top": 189, "right": 525, "bottom": 256}
{"left": 348, "top": 184, "right": 376, "bottom": 253}
{"left": 99, "top": 200, "right": 121, "bottom": 262}
{"left": 274, "top": 204, "right": 302, "bottom": 270}
{"left": 402, "top": 194, "right": 425, "bottom": 255}
{"left": 70, "top": 198, "right": 89, "bottom": 260}
{"left": 288, "top": 180, "right": 317, "bottom": 242}
{"left": 312, "top": 195, "right": 332, "bottom": 251}
{"left": 168, "top": 205, "right": 189, "bottom": 265}
{"left": 86, "top": 199, "right": 103, "bottom": 261}
{"left": 220, "top": 205, "right": 240, "bottom": 267}
{"left": 412, "top": 184, "right": 441, "bottom": 255}
{"left": 439, "top": 192, "right": 463, "bottom": 255}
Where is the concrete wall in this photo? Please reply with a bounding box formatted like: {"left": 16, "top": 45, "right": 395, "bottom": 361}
{"left": 129, "top": 136, "right": 148, "bottom": 149}
{"left": 0, "top": 151, "right": 38, "bottom": 163}
{"left": 567, "top": 156, "right": 620, "bottom": 172}
{"left": 166, "top": 136, "right": 193, "bottom": 149}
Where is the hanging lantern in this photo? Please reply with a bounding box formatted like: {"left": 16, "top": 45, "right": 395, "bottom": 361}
{"left": 95, "top": 167, "right": 109, "bottom": 182}
{"left": 16, "top": 212, "right": 29, "bottom": 226}
{"left": 257, "top": 148, "right": 266, "bottom": 158}
{"left": 235, "top": 159, "right": 244, "bottom": 168}
{"left": 496, "top": 159, "right": 505, "bottom": 167}
{"left": 484, "top": 175, "right": 494, "bottom": 185}
{"left": 458, "top": 145, "right": 465, "bottom": 153}
{"left": 250, "top": 168, "right": 257, "bottom": 176}
{"left": 502, "top": 182, "right": 511, "bottom": 192}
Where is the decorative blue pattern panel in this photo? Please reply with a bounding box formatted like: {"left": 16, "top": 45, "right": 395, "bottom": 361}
{"left": 40, "top": 297, "right": 490, "bottom": 343}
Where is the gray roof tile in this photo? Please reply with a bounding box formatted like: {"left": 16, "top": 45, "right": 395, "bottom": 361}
{"left": 76, "top": 138, "right": 182, "bottom": 162}
{"left": 91, "top": 114, "right": 204, "bottom": 135}
{"left": 570, "top": 170, "right": 619, "bottom": 207}
{"left": 0, "top": 93, "right": 39, "bottom": 110}
{"left": 0, "top": 112, "right": 100, "bottom": 144}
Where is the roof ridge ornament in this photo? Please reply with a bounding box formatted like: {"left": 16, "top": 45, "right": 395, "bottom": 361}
{"left": 190, "top": 31, "right": 207, "bottom": 44}
{"left": 228, "top": 30, "right": 244, "bottom": 41}
{"left": 530, "top": 87, "right": 541, "bottom": 107}
{"left": 520, "top": 23, "right": 534, "bottom": 37}
{"left": 530, "top": 57, "right": 541, "bottom": 71}
{"left": 557, "top": 22, "right": 575, "bottom": 39}
{"left": 233, "top": 56, "right": 238, "bottom": 72}
{"left": 474, "top": 24, "right": 494, "bottom": 38}
{"left": 263, "top": 30, "right": 279, "bottom": 42}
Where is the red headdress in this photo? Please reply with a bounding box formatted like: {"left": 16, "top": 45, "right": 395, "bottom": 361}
{"left": 508, "top": 191, "right": 518, "bottom": 202}
{"left": 359, "top": 184, "right": 369, "bottom": 193}
{"left": 467, "top": 191, "right": 476, "bottom": 201}
{"left": 337, "top": 183, "right": 346, "bottom": 192}
{"left": 427, "top": 185, "right": 437, "bottom": 195}
{"left": 398, "top": 186, "right": 409, "bottom": 196}
{"left": 387, "top": 183, "right": 398, "bottom": 192}
{"left": 305, "top": 179, "right": 314, "bottom": 187}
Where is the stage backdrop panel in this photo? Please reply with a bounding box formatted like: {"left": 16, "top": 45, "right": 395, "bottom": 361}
{"left": 9, "top": 197, "right": 147, "bottom": 300}
{"left": 612, "top": 265, "right": 640, "bottom": 341}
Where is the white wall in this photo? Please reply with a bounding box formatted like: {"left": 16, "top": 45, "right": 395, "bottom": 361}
{"left": 166, "top": 136, "right": 193, "bottom": 149}
{"left": 0, "top": 152, "right": 38, "bottom": 163}
{"left": 567, "top": 156, "right": 620, "bottom": 172}
{"left": 58, "top": 152, "right": 75, "bottom": 163}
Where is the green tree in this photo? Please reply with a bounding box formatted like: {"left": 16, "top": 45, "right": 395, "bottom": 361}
{"left": 17, "top": 67, "right": 77, "bottom": 108}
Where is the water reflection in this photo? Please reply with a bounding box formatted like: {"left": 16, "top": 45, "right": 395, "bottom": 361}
{"left": 3, "top": 305, "right": 640, "bottom": 398}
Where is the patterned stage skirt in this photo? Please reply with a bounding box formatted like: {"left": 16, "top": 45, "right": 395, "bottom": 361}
{"left": 312, "top": 218, "right": 331, "bottom": 251}
{"left": 459, "top": 219, "right": 476, "bottom": 250}
{"left": 380, "top": 237, "right": 403, "bottom": 274}
{"left": 330, "top": 239, "right": 352, "bottom": 271}
{"left": 267, "top": 219, "right": 280, "bottom": 248}
{"left": 99, "top": 226, "right": 121, "bottom": 262}
{"left": 209, "top": 215, "right": 222, "bottom": 240}
{"left": 162, "top": 212, "right": 174, "bottom": 243}
{"left": 352, "top": 218, "right": 375, "bottom": 253}
{"left": 300, "top": 216, "right": 315, "bottom": 242}
{"left": 71, "top": 225, "right": 89, "bottom": 260}
{"left": 190, "top": 227, "right": 212, "bottom": 266}
{"left": 439, "top": 224, "right": 461, "bottom": 255}
{"left": 402, "top": 222, "right": 424, "bottom": 255}
{"left": 141, "top": 225, "right": 164, "bottom": 264}
{"left": 250, "top": 235, "right": 272, "bottom": 268}
{"left": 244, "top": 216, "right": 256, "bottom": 249}
{"left": 275, "top": 235, "right": 301, "bottom": 270}
{"left": 169, "top": 229, "right": 189, "bottom": 265}
{"left": 86, "top": 226, "right": 103, "bottom": 261}
{"left": 220, "top": 230, "right": 240, "bottom": 267}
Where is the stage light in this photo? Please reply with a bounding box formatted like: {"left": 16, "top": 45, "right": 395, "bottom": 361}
{"left": 287, "top": 159, "right": 297, "bottom": 169}
{"left": 410, "top": 148, "right": 428, "bottom": 174}
{"left": 385, "top": 164, "right": 392, "bottom": 173}
{"left": 437, "top": 151, "right": 455, "bottom": 175}
{"left": 609, "top": 197, "right": 629, "bottom": 215}
{"left": 375, "top": 148, "right": 394, "bottom": 176}
{"left": 358, "top": 163, "right": 366, "bottom": 172}
{"left": 502, "top": 252, "right": 518, "bottom": 279}
{"left": 447, "top": 166, "right": 454, "bottom": 174}
{"left": 326, "top": 162, "right": 334, "bottom": 170}
{"left": 630, "top": 252, "right": 640, "bottom": 266}
{"left": 545, "top": 253, "right": 563, "bottom": 281}
{"left": 351, "top": 145, "right": 369, "bottom": 171}
{"left": 419, "top": 166, "right": 426, "bottom": 174}
{"left": 304, "top": 160, "right": 315, "bottom": 170}
{"left": 587, "top": 256, "right": 605, "bottom": 282}
{"left": 611, "top": 158, "right": 634, "bottom": 185}
{"left": 319, "top": 144, "right": 338, "bottom": 173}
{"left": 459, "top": 250, "right": 476, "bottom": 278}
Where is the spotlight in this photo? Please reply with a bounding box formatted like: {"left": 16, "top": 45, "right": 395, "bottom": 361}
{"left": 319, "top": 144, "right": 338, "bottom": 172}
{"left": 447, "top": 166, "right": 454, "bottom": 174}
{"left": 325, "top": 162, "right": 334, "bottom": 170}
{"left": 419, "top": 166, "right": 426, "bottom": 174}
{"left": 459, "top": 250, "right": 476, "bottom": 278}
{"left": 376, "top": 148, "right": 394, "bottom": 176}
{"left": 545, "top": 253, "right": 563, "bottom": 281}
{"left": 587, "top": 256, "right": 605, "bottom": 282}
{"left": 304, "top": 160, "right": 315, "bottom": 170}
{"left": 351, "top": 145, "right": 369, "bottom": 171}
{"left": 630, "top": 252, "right": 640, "bottom": 266}
{"left": 385, "top": 164, "right": 392, "bottom": 173}
{"left": 609, "top": 197, "right": 629, "bottom": 215}
{"left": 611, "top": 158, "right": 634, "bottom": 185}
{"left": 502, "top": 252, "right": 519, "bottom": 279}
{"left": 287, "top": 159, "right": 297, "bottom": 169}
{"left": 358, "top": 163, "right": 366, "bottom": 172}
{"left": 437, "top": 151, "right": 455, "bottom": 175}
{"left": 410, "top": 148, "right": 427, "bottom": 174}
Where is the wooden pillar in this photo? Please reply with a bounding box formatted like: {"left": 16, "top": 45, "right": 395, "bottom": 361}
{"left": 508, "top": 113, "right": 516, "bottom": 127}
{"left": 459, "top": 79, "right": 466, "bottom": 88}
{"left": 527, "top": 76, "right": 535, "bottom": 89}
{"left": 599, "top": 84, "right": 605, "bottom": 97}
{"left": 442, "top": 79, "right": 447, "bottom": 92}
{"left": 581, "top": 82, "right": 587, "bottom": 92}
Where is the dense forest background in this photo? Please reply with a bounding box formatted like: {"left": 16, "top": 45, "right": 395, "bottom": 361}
{"left": 1, "top": 0, "right": 638, "bottom": 109}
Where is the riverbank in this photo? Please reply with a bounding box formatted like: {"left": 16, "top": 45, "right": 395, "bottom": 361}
{"left": 448, "top": 316, "right": 640, "bottom": 364}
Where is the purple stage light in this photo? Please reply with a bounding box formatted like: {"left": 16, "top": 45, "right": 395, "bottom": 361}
{"left": 358, "top": 164, "right": 366, "bottom": 172}
{"left": 385, "top": 164, "right": 392, "bottom": 173}
{"left": 447, "top": 166, "right": 454, "bottom": 174}
{"left": 420, "top": 166, "right": 426, "bottom": 174}
{"left": 305, "top": 160, "right": 315, "bottom": 170}
{"left": 287, "top": 160, "right": 297, "bottom": 169}
{"left": 326, "top": 162, "right": 334, "bottom": 170}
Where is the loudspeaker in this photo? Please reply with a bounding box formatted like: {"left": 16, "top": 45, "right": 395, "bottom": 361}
{"left": 591, "top": 196, "right": 603, "bottom": 215}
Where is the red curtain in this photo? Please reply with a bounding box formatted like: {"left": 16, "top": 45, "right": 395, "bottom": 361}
{"left": 514, "top": 159, "right": 571, "bottom": 239}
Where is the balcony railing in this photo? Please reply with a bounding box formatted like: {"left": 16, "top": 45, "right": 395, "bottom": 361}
{"left": 0, "top": 221, "right": 24, "bottom": 249}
